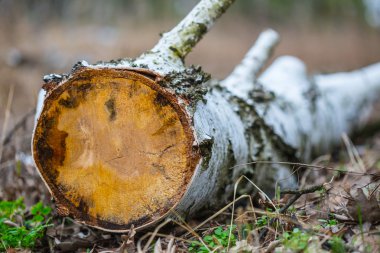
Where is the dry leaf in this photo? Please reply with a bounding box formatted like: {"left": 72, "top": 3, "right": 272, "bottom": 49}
{"left": 347, "top": 188, "right": 380, "bottom": 223}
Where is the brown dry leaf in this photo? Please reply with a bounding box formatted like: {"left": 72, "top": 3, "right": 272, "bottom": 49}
{"left": 118, "top": 225, "right": 136, "bottom": 253}
{"left": 6, "top": 250, "right": 31, "bottom": 253}
{"left": 347, "top": 187, "right": 380, "bottom": 223}
{"left": 319, "top": 225, "right": 348, "bottom": 237}
{"left": 229, "top": 240, "right": 257, "bottom": 252}
{"left": 166, "top": 238, "right": 176, "bottom": 253}
{"left": 351, "top": 232, "right": 380, "bottom": 252}
{"left": 305, "top": 236, "right": 328, "bottom": 253}
{"left": 54, "top": 238, "right": 94, "bottom": 252}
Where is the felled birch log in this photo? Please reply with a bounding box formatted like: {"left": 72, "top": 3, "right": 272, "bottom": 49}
{"left": 32, "top": 0, "right": 380, "bottom": 232}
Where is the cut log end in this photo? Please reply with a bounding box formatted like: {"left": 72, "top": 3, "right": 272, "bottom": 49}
{"left": 32, "top": 68, "right": 200, "bottom": 231}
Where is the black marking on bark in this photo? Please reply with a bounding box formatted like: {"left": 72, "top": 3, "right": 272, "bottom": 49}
{"left": 71, "top": 61, "right": 88, "bottom": 73}
{"left": 58, "top": 132, "right": 68, "bottom": 166}
{"left": 43, "top": 73, "right": 64, "bottom": 84}
{"left": 42, "top": 116, "right": 55, "bottom": 129}
{"left": 215, "top": 139, "right": 237, "bottom": 202}
{"left": 251, "top": 120, "right": 265, "bottom": 158}
{"left": 36, "top": 138, "right": 54, "bottom": 161}
{"left": 186, "top": 199, "right": 197, "bottom": 218}
{"left": 304, "top": 78, "right": 320, "bottom": 113}
{"left": 105, "top": 98, "right": 116, "bottom": 121}
{"left": 154, "top": 93, "right": 169, "bottom": 107}
{"left": 199, "top": 136, "right": 214, "bottom": 170}
{"left": 128, "top": 81, "right": 138, "bottom": 98}
{"left": 230, "top": 94, "right": 298, "bottom": 162}
{"left": 36, "top": 114, "right": 68, "bottom": 182}
{"left": 78, "top": 199, "right": 90, "bottom": 214}
{"left": 59, "top": 96, "right": 78, "bottom": 108}
{"left": 160, "top": 144, "right": 175, "bottom": 157}
{"left": 77, "top": 83, "right": 92, "bottom": 93}
{"left": 58, "top": 83, "right": 92, "bottom": 109}
{"left": 169, "top": 46, "right": 185, "bottom": 62}
{"left": 42, "top": 74, "right": 68, "bottom": 92}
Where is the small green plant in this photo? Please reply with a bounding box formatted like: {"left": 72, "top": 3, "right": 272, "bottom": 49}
{"left": 238, "top": 223, "right": 253, "bottom": 240}
{"left": 334, "top": 165, "right": 347, "bottom": 177}
{"left": 0, "top": 198, "right": 52, "bottom": 251}
{"left": 318, "top": 218, "right": 338, "bottom": 228}
{"left": 188, "top": 225, "right": 237, "bottom": 253}
{"left": 328, "top": 236, "right": 346, "bottom": 253}
{"left": 255, "top": 215, "right": 269, "bottom": 228}
{"left": 275, "top": 185, "right": 281, "bottom": 202}
{"left": 287, "top": 205, "right": 297, "bottom": 213}
{"left": 281, "top": 228, "right": 311, "bottom": 252}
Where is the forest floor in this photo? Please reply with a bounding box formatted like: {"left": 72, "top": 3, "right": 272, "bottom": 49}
{"left": 0, "top": 18, "right": 380, "bottom": 253}
{"left": 1, "top": 109, "right": 380, "bottom": 252}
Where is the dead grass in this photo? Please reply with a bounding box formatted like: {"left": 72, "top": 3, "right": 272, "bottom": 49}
{"left": 1, "top": 105, "right": 379, "bottom": 252}
{"left": 133, "top": 140, "right": 380, "bottom": 253}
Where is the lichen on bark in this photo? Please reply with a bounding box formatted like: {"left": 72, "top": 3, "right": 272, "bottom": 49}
{"left": 157, "top": 66, "right": 210, "bottom": 108}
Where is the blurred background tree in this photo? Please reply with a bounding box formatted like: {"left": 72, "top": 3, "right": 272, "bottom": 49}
{"left": 0, "top": 0, "right": 372, "bottom": 26}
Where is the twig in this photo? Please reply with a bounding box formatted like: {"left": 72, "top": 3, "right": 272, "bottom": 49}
{"left": 0, "top": 160, "right": 15, "bottom": 170}
{"left": 0, "top": 85, "right": 14, "bottom": 162}
{"left": 280, "top": 184, "right": 325, "bottom": 195}
{"left": 3, "top": 220, "right": 19, "bottom": 227}
{"left": 2, "top": 108, "right": 35, "bottom": 146}
{"left": 280, "top": 183, "right": 327, "bottom": 214}
{"left": 139, "top": 219, "right": 175, "bottom": 253}
{"left": 342, "top": 133, "right": 366, "bottom": 172}
{"left": 228, "top": 175, "right": 278, "bottom": 251}
{"left": 259, "top": 183, "right": 326, "bottom": 240}
{"left": 229, "top": 161, "right": 379, "bottom": 176}
{"left": 183, "top": 194, "right": 252, "bottom": 237}
{"left": 264, "top": 239, "right": 281, "bottom": 253}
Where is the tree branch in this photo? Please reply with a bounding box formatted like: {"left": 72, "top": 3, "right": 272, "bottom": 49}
{"left": 221, "top": 29, "right": 279, "bottom": 99}
{"left": 279, "top": 184, "right": 325, "bottom": 213}
{"left": 135, "top": 0, "right": 235, "bottom": 74}
{"left": 259, "top": 183, "right": 326, "bottom": 240}
{"left": 155, "top": 0, "right": 235, "bottom": 60}
{"left": 2, "top": 108, "right": 35, "bottom": 146}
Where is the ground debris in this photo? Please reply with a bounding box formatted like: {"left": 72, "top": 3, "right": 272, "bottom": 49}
{"left": 1, "top": 100, "right": 380, "bottom": 252}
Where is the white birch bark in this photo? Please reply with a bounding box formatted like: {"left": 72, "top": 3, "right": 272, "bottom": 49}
{"left": 257, "top": 57, "right": 380, "bottom": 160}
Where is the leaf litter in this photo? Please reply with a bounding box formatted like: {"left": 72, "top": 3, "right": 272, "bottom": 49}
{"left": 1, "top": 111, "right": 379, "bottom": 252}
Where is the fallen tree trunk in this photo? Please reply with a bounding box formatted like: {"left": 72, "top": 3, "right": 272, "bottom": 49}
{"left": 32, "top": 0, "right": 380, "bottom": 232}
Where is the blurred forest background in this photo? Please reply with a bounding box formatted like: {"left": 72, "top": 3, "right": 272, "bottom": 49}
{"left": 0, "top": 0, "right": 380, "bottom": 134}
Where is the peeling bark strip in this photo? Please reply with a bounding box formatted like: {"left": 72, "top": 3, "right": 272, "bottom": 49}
{"left": 32, "top": 0, "right": 380, "bottom": 232}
